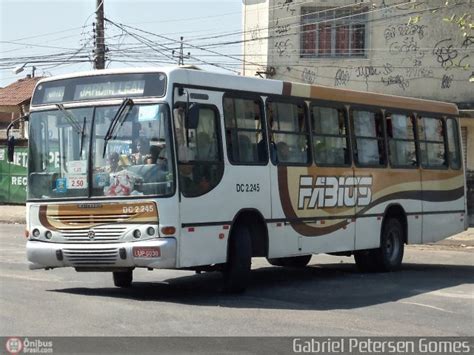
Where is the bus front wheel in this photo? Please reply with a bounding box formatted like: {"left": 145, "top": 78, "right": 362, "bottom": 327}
{"left": 113, "top": 270, "right": 133, "bottom": 288}
{"left": 223, "top": 224, "right": 252, "bottom": 293}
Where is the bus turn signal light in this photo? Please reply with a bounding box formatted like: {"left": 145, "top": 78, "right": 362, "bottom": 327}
{"left": 161, "top": 226, "right": 176, "bottom": 235}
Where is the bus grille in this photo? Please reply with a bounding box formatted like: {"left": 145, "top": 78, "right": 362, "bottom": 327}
{"left": 60, "top": 226, "right": 127, "bottom": 242}
{"left": 49, "top": 213, "right": 134, "bottom": 225}
{"left": 63, "top": 248, "right": 119, "bottom": 266}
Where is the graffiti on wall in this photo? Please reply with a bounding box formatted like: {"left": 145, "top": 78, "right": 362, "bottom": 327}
{"left": 301, "top": 68, "right": 317, "bottom": 84}
{"left": 334, "top": 69, "right": 350, "bottom": 86}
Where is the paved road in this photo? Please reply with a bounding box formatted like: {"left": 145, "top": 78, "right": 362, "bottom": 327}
{"left": 0, "top": 223, "right": 473, "bottom": 337}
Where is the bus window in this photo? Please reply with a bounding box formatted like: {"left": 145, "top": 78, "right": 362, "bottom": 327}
{"left": 266, "top": 100, "right": 310, "bottom": 165}
{"left": 223, "top": 95, "right": 267, "bottom": 164}
{"left": 93, "top": 104, "right": 175, "bottom": 197}
{"left": 311, "top": 105, "right": 350, "bottom": 166}
{"left": 351, "top": 109, "right": 386, "bottom": 166}
{"left": 174, "top": 104, "right": 223, "bottom": 197}
{"left": 385, "top": 113, "right": 417, "bottom": 167}
{"left": 417, "top": 116, "right": 447, "bottom": 168}
{"left": 446, "top": 118, "right": 461, "bottom": 170}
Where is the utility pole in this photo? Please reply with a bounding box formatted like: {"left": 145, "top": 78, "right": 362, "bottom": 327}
{"left": 172, "top": 37, "right": 190, "bottom": 66}
{"left": 94, "top": 0, "right": 105, "bottom": 69}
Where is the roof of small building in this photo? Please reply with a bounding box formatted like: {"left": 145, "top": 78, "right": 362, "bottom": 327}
{"left": 0, "top": 76, "right": 43, "bottom": 108}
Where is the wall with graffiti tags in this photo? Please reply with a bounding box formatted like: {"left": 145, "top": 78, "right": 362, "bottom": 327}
{"left": 243, "top": 0, "right": 473, "bottom": 103}
{"left": 242, "top": 0, "right": 271, "bottom": 76}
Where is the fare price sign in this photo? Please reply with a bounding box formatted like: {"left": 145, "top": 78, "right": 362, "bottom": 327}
{"left": 67, "top": 175, "right": 88, "bottom": 189}
{"left": 66, "top": 160, "right": 88, "bottom": 189}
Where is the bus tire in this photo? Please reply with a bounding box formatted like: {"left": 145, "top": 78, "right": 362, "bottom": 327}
{"left": 113, "top": 270, "right": 133, "bottom": 288}
{"left": 374, "top": 217, "right": 404, "bottom": 272}
{"left": 267, "top": 255, "right": 312, "bottom": 268}
{"left": 223, "top": 225, "right": 252, "bottom": 293}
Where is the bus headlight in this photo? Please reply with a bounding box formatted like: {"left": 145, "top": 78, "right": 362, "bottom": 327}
{"left": 32, "top": 229, "right": 40, "bottom": 238}
{"left": 146, "top": 227, "right": 156, "bottom": 236}
{"left": 133, "top": 229, "right": 142, "bottom": 239}
{"left": 45, "top": 231, "right": 52, "bottom": 239}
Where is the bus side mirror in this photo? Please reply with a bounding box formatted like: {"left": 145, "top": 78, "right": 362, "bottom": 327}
{"left": 185, "top": 103, "right": 199, "bottom": 130}
{"left": 7, "top": 136, "right": 15, "bottom": 162}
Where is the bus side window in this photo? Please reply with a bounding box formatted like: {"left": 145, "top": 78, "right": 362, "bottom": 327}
{"left": 385, "top": 112, "right": 417, "bottom": 167}
{"left": 446, "top": 118, "right": 461, "bottom": 170}
{"left": 266, "top": 99, "right": 311, "bottom": 165}
{"left": 417, "top": 116, "right": 447, "bottom": 168}
{"left": 223, "top": 95, "right": 267, "bottom": 165}
{"left": 311, "top": 104, "right": 350, "bottom": 166}
{"left": 351, "top": 109, "right": 386, "bottom": 166}
{"left": 174, "top": 104, "right": 223, "bottom": 197}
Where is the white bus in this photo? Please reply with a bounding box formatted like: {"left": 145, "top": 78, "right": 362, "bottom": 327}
{"left": 11, "top": 67, "right": 466, "bottom": 292}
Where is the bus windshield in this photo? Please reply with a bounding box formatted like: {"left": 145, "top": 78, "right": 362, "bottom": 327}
{"left": 28, "top": 103, "right": 174, "bottom": 200}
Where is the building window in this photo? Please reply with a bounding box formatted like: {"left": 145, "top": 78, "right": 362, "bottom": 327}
{"left": 300, "top": 6, "right": 368, "bottom": 58}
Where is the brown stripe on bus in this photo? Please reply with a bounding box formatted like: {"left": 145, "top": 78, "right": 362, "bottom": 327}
{"left": 282, "top": 82, "right": 292, "bottom": 96}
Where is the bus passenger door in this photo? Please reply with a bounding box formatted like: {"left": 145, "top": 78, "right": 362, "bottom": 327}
{"left": 173, "top": 88, "right": 231, "bottom": 267}
{"left": 173, "top": 88, "right": 272, "bottom": 268}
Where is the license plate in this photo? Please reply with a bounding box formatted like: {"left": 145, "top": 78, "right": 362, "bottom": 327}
{"left": 133, "top": 247, "right": 161, "bottom": 258}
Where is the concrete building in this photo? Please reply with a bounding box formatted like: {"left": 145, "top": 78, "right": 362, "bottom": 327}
{"left": 242, "top": 0, "right": 473, "bottom": 224}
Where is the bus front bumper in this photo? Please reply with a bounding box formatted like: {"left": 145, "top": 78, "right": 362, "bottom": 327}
{"left": 26, "top": 238, "right": 177, "bottom": 270}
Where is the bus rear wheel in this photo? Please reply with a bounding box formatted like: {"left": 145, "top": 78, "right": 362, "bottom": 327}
{"left": 354, "top": 218, "right": 404, "bottom": 272}
{"left": 267, "top": 255, "right": 312, "bottom": 268}
{"left": 375, "top": 218, "right": 404, "bottom": 271}
{"left": 223, "top": 224, "right": 252, "bottom": 293}
{"left": 113, "top": 270, "right": 133, "bottom": 288}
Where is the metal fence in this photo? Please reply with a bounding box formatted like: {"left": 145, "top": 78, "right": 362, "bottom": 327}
{"left": 0, "top": 145, "right": 27, "bottom": 204}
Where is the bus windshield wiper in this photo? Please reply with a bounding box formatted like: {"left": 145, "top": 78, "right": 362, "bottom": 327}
{"left": 102, "top": 98, "right": 134, "bottom": 157}
{"left": 79, "top": 116, "right": 86, "bottom": 159}
{"left": 55, "top": 104, "right": 82, "bottom": 133}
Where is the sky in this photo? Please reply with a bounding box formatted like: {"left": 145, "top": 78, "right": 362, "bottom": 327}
{"left": 0, "top": 0, "right": 243, "bottom": 87}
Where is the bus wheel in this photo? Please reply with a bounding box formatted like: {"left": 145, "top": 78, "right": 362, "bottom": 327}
{"left": 223, "top": 225, "right": 252, "bottom": 293}
{"left": 267, "top": 255, "right": 312, "bottom": 268}
{"left": 113, "top": 270, "right": 133, "bottom": 288}
{"left": 375, "top": 218, "right": 404, "bottom": 272}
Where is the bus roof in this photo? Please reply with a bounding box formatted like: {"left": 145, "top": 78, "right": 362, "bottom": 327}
{"left": 35, "top": 66, "right": 459, "bottom": 116}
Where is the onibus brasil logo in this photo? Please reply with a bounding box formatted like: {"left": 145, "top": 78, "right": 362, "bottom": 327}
{"left": 5, "top": 337, "right": 53, "bottom": 354}
{"left": 298, "top": 176, "right": 373, "bottom": 209}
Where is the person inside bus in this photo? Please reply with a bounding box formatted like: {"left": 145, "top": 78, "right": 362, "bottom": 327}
{"left": 196, "top": 132, "right": 213, "bottom": 161}
{"left": 131, "top": 138, "right": 149, "bottom": 165}
{"left": 238, "top": 134, "right": 253, "bottom": 162}
{"left": 146, "top": 145, "right": 161, "bottom": 165}
{"left": 276, "top": 141, "right": 290, "bottom": 163}
{"left": 107, "top": 152, "right": 123, "bottom": 173}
